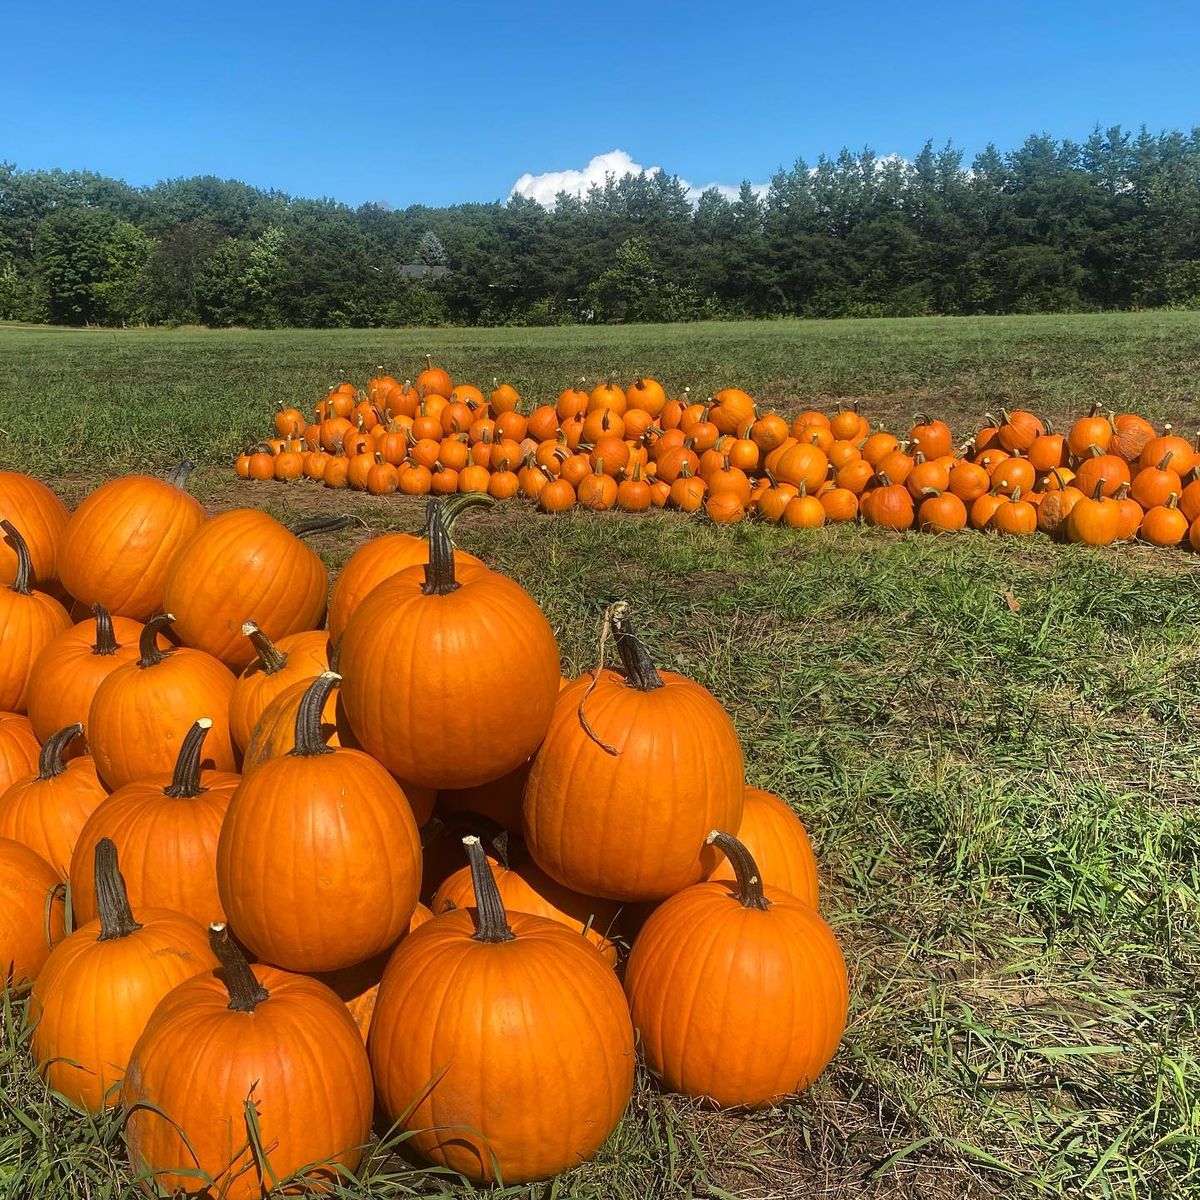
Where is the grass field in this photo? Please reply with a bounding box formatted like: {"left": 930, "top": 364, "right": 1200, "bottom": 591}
{"left": 2, "top": 313, "right": 1200, "bottom": 1198}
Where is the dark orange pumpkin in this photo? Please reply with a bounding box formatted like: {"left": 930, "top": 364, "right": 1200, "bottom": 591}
{"left": 0, "top": 471, "right": 69, "bottom": 589}
{"left": 0, "top": 837, "right": 66, "bottom": 986}
{"left": 228, "top": 623, "right": 330, "bottom": 752}
{"left": 0, "top": 711, "right": 39, "bottom": 795}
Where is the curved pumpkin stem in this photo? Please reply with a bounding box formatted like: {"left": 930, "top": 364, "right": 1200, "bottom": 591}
{"left": 292, "top": 672, "right": 340, "bottom": 758}
{"left": 1091, "top": 478, "right": 1106, "bottom": 501}
{"left": 463, "top": 835, "right": 515, "bottom": 944}
{"left": 95, "top": 838, "right": 143, "bottom": 941}
{"left": 209, "top": 923, "right": 269, "bottom": 1012}
{"left": 38, "top": 724, "right": 83, "bottom": 780}
{"left": 0, "top": 520, "right": 34, "bottom": 595}
{"left": 164, "top": 719, "right": 213, "bottom": 799}
{"left": 91, "top": 604, "right": 120, "bottom": 656}
{"left": 138, "top": 614, "right": 176, "bottom": 669}
{"left": 422, "top": 500, "right": 461, "bottom": 597}
{"left": 241, "top": 621, "right": 287, "bottom": 675}
{"left": 1158, "top": 451, "right": 1175, "bottom": 472}
{"left": 418, "top": 492, "right": 493, "bottom": 537}
{"left": 163, "top": 460, "right": 195, "bottom": 490}
{"left": 287, "top": 514, "right": 356, "bottom": 538}
{"left": 611, "top": 608, "right": 664, "bottom": 693}
{"left": 706, "top": 831, "right": 771, "bottom": 911}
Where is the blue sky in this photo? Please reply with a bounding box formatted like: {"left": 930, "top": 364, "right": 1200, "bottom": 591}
{"left": 4, "top": 0, "right": 1198, "bottom": 208}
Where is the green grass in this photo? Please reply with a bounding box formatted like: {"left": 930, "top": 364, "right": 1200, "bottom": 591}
{"left": 4, "top": 313, "right": 1200, "bottom": 1197}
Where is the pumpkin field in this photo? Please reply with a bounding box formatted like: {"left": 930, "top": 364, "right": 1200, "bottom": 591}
{"left": 1, "top": 312, "right": 1199, "bottom": 1199}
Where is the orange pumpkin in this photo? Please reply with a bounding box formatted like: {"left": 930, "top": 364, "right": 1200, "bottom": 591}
{"left": 0, "top": 712, "right": 39, "bottom": 796}
{"left": 228, "top": 624, "right": 330, "bottom": 752}
{"left": 0, "top": 837, "right": 66, "bottom": 986}
{"left": 0, "top": 472, "right": 69, "bottom": 589}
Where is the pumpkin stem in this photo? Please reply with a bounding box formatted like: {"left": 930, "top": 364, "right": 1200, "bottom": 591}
{"left": 164, "top": 719, "right": 213, "bottom": 799}
{"left": 1158, "top": 451, "right": 1175, "bottom": 472}
{"left": 91, "top": 604, "right": 120, "bottom": 656}
{"left": 706, "top": 831, "right": 771, "bottom": 911}
{"left": 138, "top": 614, "right": 176, "bottom": 669}
{"left": 0, "top": 520, "right": 34, "bottom": 595}
{"left": 163, "top": 460, "right": 195, "bottom": 490}
{"left": 210, "top": 923, "right": 270, "bottom": 1012}
{"left": 1091, "top": 478, "right": 1106, "bottom": 501}
{"left": 290, "top": 673, "right": 340, "bottom": 758}
{"left": 422, "top": 500, "right": 461, "bottom": 596}
{"left": 463, "top": 836, "right": 515, "bottom": 944}
{"left": 288, "top": 515, "right": 355, "bottom": 538}
{"left": 38, "top": 724, "right": 83, "bottom": 780}
{"left": 611, "top": 607, "right": 665, "bottom": 692}
{"left": 95, "top": 838, "right": 143, "bottom": 941}
{"left": 241, "top": 621, "right": 287, "bottom": 674}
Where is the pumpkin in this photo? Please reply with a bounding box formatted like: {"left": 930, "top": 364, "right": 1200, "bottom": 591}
{"left": 708, "top": 787, "right": 818, "bottom": 908}
{"left": 0, "top": 522, "right": 72, "bottom": 712}
{"left": 0, "top": 837, "right": 65, "bottom": 986}
{"left": 339, "top": 501, "right": 561, "bottom": 790}
{"left": 615, "top": 465, "right": 652, "bottom": 511}
{"left": 782, "top": 489, "right": 825, "bottom": 529}
{"left": 123, "top": 923, "right": 373, "bottom": 1200}
{"left": 539, "top": 477, "right": 576, "bottom": 513}
{"left": 709, "top": 387, "right": 755, "bottom": 435}
{"left": 1110, "top": 413, "right": 1156, "bottom": 463}
{"left": 1074, "top": 446, "right": 1130, "bottom": 498}
{"left": 990, "top": 455, "right": 1035, "bottom": 496}
{"left": 0, "top": 724, "right": 107, "bottom": 879}
{"left": 162, "top": 511, "right": 346, "bottom": 672}
{"left": 87, "top": 614, "right": 237, "bottom": 790}
{"left": 524, "top": 605, "right": 743, "bottom": 901}
{"left": 909, "top": 413, "right": 952, "bottom": 459}
{"left": 1066, "top": 480, "right": 1120, "bottom": 546}
{"left": 59, "top": 469, "right": 206, "bottom": 619}
{"left": 860, "top": 475, "right": 914, "bottom": 530}
{"left": 415, "top": 354, "right": 452, "bottom": 398}
{"left": 1179, "top": 478, "right": 1200, "bottom": 523}
{"left": 990, "top": 487, "right": 1036, "bottom": 535}
{"left": 228, "top": 623, "right": 330, "bottom": 751}
{"left": 588, "top": 379, "right": 627, "bottom": 414}
{"left": 1141, "top": 494, "right": 1187, "bottom": 547}
{"left": 368, "top": 835, "right": 635, "bottom": 1183}
{"left": 819, "top": 486, "right": 859, "bottom": 523}
{"left": 772, "top": 442, "right": 828, "bottom": 493}
{"left": 69, "top": 719, "right": 240, "bottom": 926}
{"left": 969, "top": 487, "right": 1006, "bottom": 531}
{"left": 905, "top": 456, "right": 951, "bottom": 500}
{"left": 217, "top": 673, "right": 422, "bottom": 972}
{"left": 438, "top": 757, "right": 531, "bottom": 831}
{"left": 1037, "top": 485, "right": 1085, "bottom": 536}
{"left": 432, "top": 842, "right": 622, "bottom": 965}
{"left": 577, "top": 462, "right": 619, "bottom": 511}
{"left": 1139, "top": 428, "right": 1195, "bottom": 477}
{"left": 1066, "top": 405, "right": 1113, "bottom": 458}
{"left": 1129, "top": 452, "right": 1182, "bottom": 510}
{"left": 26, "top": 605, "right": 144, "bottom": 745}
{"left": 997, "top": 409, "right": 1044, "bottom": 453}
{"left": 29, "top": 838, "right": 215, "bottom": 1111}
{"left": 625, "top": 831, "right": 847, "bottom": 1108}
{"left": 917, "top": 489, "right": 967, "bottom": 533}
{"left": 1113, "top": 484, "right": 1144, "bottom": 540}
{"left": 0, "top": 712, "right": 39, "bottom": 795}
{"left": 0, "top": 471, "right": 69, "bottom": 589}
{"left": 706, "top": 494, "right": 746, "bottom": 524}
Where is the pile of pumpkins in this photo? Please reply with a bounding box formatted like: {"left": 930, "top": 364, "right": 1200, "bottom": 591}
{"left": 0, "top": 464, "right": 848, "bottom": 1193}
{"left": 233, "top": 358, "right": 1200, "bottom": 545}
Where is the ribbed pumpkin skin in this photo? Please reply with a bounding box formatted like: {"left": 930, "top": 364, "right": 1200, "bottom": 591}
{"left": 0, "top": 472, "right": 69, "bottom": 588}
{"left": 162, "top": 511, "right": 330, "bottom": 671}
{"left": 124, "top": 965, "right": 373, "bottom": 1200}
{"left": 0, "top": 579, "right": 72, "bottom": 713}
{"left": 228, "top": 629, "right": 330, "bottom": 752}
{"left": 0, "top": 755, "right": 108, "bottom": 879}
{"left": 368, "top": 911, "right": 635, "bottom": 1183}
{"left": 438, "top": 757, "right": 531, "bottom": 831}
{"left": 326, "top": 532, "right": 483, "bottom": 644}
{"left": 56, "top": 477, "right": 206, "bottom": 619}
{"left": 339, "top": 566, "right": 560, "bottom": 790}
{"left": 708, "top": 788, "right": 819, "bottom": 908}
{"left": 25, "top": 613, "right": 144, "bottom": 744}
{"left": 0, "top": 837, "right": 66, "bottom": 985}
{"left": 241, "top": 676, "right": 341, "bottom": 775}
{"left": 68, "top": 770, "right": 240, "bottom": 926}
{"left": 86, "top": 648, "right": 237, "bottom": 790}
{"left": 432, "top": 858, "right": 621, "bottom": 966}
{"left": 29, "top": 909, "right": 215, "bottom": 1111}
{"left": 0, "top": 712, "right": 39, "bottom": 794}
{"left": 216, "top": 749, "right": 422, "bottom": 972}
{"left": 523, "top": 671, "right": 744, "bottom": 901}
{"left": 624, "top": 882, "right": 848, "bottom": 1108}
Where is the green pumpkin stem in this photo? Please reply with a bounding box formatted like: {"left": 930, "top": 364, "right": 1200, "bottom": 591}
{"left": 290, "top": 673, "right": 340, "bottom": 758}
{"left": 706, "top": 831, "right": 771, "bottom": 911}
{"left": 1158, "top": 451, "right": 1175, "bottom": 472}
{"left": 422, "top": 499, "right": 461, "bottom": 596}
{"left": 611, "top": 608, "right": 664, "bottom": 692}
{"left": 164, "top": 719, "right": 213, "bottom": 799}
{"left": 163, "top": 460, "right": 195, "bottom": 490}
{"left": 1, "top": 520, "right": 34, "bottom": 595}
{"left": 91, "top": 604, "right": 120, "bottom": 656}
{"left": 209, "top": 923, "right": 270, "bottom": 1012}
{"left": 95, "top": 838, "right": 144, "bottom": 941}
{"left": 138, "top": 614, "right": 175, "bottom": 668}
{"left": 288, "top": 514, "right": 355, "bottom": 538}
{"left": 38, "top": 724, "right": 83, "bottom": 780}
{"left": 241, "top": 621, "right": 287, "bottom": 674}
{"left": 464, "top": 835, "right": 515, "bottom": 944}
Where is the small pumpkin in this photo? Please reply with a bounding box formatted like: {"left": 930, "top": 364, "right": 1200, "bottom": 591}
{"left": 1066, "top": 479, "right": 1120, "bottom": 546}
{"left": 228, "top": 623, "right": 330, "bottom": 752}
{"left": 0, "top": 712, "right": 39, "bottom": 795}
{"left": 909, "top": 413, "right": 952, "bottom": 459}
{"left": 917, "top": 489, "right": 967, "bottom": 534}
{"left": 1066, "top": 405, "right": 1113, "bottom": 458}
{"left": 990, "top": 487, "right": 1037, "bottom": 536}
{"left": 0, "top": 837, "right": 66, "bottom": 987}
{"left": 0, "top": 472, "right": 69, "bottom": 589}
{"left": 1141, "top": 493, "right": 1187, "bottom": 547}
{"left": 996, "top": 409, "right": 1045, "bottom": 454}
{"left": 1074, "top": 445, "right": 1130, "bottom": 498}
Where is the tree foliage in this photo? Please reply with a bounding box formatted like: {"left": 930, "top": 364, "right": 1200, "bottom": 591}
{"left": 1, "top": 126, "right": 1198, "bottom": 327}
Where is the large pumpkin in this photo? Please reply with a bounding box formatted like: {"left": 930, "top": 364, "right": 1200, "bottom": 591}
{"left": 162, "top": 511, "right": 345, "bottom": 672}
{"left": 524, "top": 606, "right": 744, "bottom": 901}
{"left": 339, "top": 500, "right": 560, "bottom": 790}
{"left": 624, "top": 831, "right": 848, "bottom": 1108}
{"left": 25, "top": 606, "right": 145, "bottom": 745}
{"left": 0, "top": 521, "right": 72, "bottom": 712}
{"left": 0, "top": 711, "right": 39, "bottom": 794}
{"left": 0, "top": 837, "right": 66, "bottom": 986}
{"left": 0, "top": 724, "right": 108, "bottom": 878}
{"left": 56, "top": 467, "right": 206, "bottom": 620}
{"left": 368, "top": 836, "right": 635, "bottom": 1183}
{"left": 69, "top": 719, "right": 240, "bottom": 926}
{"left": 87, "top": 614, "right": 237, "bottom": 790}
{"left": 228, "top": 623, "right": 330, "bottom": 752}
{"left": 123, "top": 924, "right": 373, "bottom": 1200}
{"left": 217, "top": 673, "right": 422, "bottom": 972}
{"left": 0, "top": 471, "right": 69, "bottom": 588}
{"left": 29, "top": 838, "right": 215, "bottom": 1111}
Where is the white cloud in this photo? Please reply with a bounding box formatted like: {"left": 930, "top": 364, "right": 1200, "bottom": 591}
{"left": 510, "top": 150, "right": 768, "bottom": 208}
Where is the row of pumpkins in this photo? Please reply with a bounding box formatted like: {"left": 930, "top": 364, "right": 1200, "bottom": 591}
{"left": 233, "top": 357, "right": 1200, "bottom": 543}
{"left": 0, "top": 463, "right": 849, "bottom": 1193}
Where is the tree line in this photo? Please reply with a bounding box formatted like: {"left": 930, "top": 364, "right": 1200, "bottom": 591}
{"left": 1, "top": 126, "right": 1198, "bottom": 328}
